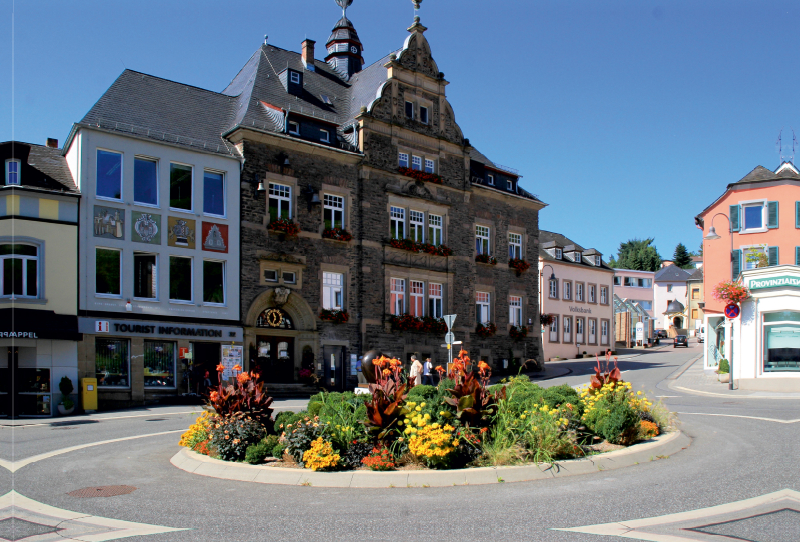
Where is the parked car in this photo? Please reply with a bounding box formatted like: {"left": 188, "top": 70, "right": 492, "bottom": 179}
{"left": 674, "top": 335, "right": 689, "bottom": 348}
{"left": 698, "top": 326, "right": 705, "bottom": 343}
{"left": 656, "top": 329, "right": 668, "bottom": 339}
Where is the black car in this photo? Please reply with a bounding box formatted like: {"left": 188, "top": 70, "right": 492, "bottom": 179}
{"left": 674, "top": 335, "right": 689, "bottom": 347}
{"left": 656, "top": 329, "right": 668, "bottom": 339}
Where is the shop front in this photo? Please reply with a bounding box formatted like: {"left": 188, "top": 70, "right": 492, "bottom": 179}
{"left": 0, "top": 308, "right": 81, "bottom": 418}
{"left": 730, "top": 265, "right": 800, "bottom": 392}
{"left": 77, "top": 317, "right": 242, "bottom": 409}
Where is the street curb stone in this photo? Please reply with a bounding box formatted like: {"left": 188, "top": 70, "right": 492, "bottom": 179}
{"left": 170, "top": 430, "right": 690, "bottom": 488}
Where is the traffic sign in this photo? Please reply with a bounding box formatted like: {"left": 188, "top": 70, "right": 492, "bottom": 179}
{"left": 445, "top": 332, "right": 455, "bottom": 344}
{"left": 443, "top": 314, "right": 456, "bottom": 330}
{"left": 724, "top": 303, "right": 740, "bottom": 319}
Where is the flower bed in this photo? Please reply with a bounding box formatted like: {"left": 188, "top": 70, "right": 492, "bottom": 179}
{"left": 267, "top": 217, "right": 301, "bottom": 236}
{"left": 508, "top": 258, "right": 531, "bottom": 276}
{"left": 387, "top": 238, "right": 453, "bottom": 256}
{"left": 389, "top": 314, "right": 447, "bottom": 334}
{"left": 180, "top": 351, "right": 673, "bottom": 472}
{"left": 320, "top": 309, "right": 349, "bottom": 324}
{"left": 398, "top": 167, "right": 444, "bottom": 185}
{"left": 322, "top": 227, "right": 353, "bottom": 242}
{"left": 475, "top": 254, "right": 497, "bottom": 265}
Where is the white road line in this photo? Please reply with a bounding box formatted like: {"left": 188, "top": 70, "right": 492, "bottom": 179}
{"left": 676, "top": 412, "right": 800, "bottom": 424}
{"left": 655, "top": 396, "right": 682, "bottom": 398}
{"left": 0, "top": 429, "right": 185, "bottom": 473}
{"left": 672, "top": 385, "right": 800, "bottom": 399}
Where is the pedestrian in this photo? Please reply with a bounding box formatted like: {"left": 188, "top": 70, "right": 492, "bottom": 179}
{"left": 422, "top": 357, "right": 434, "bottom": 386}
{"left": 409, "top": 355, "right": 423, "bottom": 386}
{"left": 203, "top": 371, "right": 212, "bottom": 394}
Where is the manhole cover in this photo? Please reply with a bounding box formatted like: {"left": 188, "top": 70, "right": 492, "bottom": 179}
{"left": 67, "top": 485, "right": 137, "bottom": 498}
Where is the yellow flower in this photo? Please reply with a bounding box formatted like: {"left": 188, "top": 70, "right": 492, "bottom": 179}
{"left": 439, "top": 411, "right": 447, "bottom": 416}
{"left": 415, "top": 406, "right": 422, "bottom": 412}
{"left": 420, "top": 402, "right": 426, "bottom": 408}
{"left": 520, "top": 414, "right": 526, "bottom": 420}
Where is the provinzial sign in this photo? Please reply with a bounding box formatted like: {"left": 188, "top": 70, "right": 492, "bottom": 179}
{"left": 748, "top": 275, "right": 800, "bottom": 290}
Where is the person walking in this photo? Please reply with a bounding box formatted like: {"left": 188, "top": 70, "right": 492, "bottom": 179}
{"left": 422, "top": 357, "right": 434, "bottom": 386}
{"left": 409, "top": 355, "right": 423, "bottom": 386}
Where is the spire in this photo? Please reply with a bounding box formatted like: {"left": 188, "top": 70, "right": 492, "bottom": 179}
{"left": 326, "top": 0, "right": 363, "bottom": 77}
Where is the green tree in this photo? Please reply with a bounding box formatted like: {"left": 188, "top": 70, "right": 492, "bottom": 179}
{"left": 608, "top": 238, "right": 662, "bottom": 271}
{"left": 673, "top": 243, "right": 693, "bottom": 269}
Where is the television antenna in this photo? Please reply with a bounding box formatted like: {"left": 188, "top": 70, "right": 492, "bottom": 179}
{"left": 776, "top": 127, "right": 797, "bottom": 164}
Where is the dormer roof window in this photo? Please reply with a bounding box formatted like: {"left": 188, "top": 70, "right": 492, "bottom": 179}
{"left": 594, "top": 255, "right": 601, "bottom": 266}
{"left": 487, "top": 174, "right": 494, "bottom": 186}
{"left": 290, "top": 71, "right": 301, "bottom": 85}
{"left": 574, "top": 251, "right": 582, "bottom": 262}
{"left": 554, "top": 248, "right": 562, "bottom": 259}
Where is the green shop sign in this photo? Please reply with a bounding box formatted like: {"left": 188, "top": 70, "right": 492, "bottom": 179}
{"left": 749, "top": 275, "right": 800, "bottom": 290}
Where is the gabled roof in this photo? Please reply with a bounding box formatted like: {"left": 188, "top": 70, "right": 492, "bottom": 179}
{"left": 539, "top": 230, "right": 612, "bottom": 270}
{"left": 687, "top": 267, "right": 704, "bottom": 281}
{"left": 654, "top": 264, "right": 693, "bottom": 282}
{"left": 1, "top": 141, "right": 78, "bottom": 194}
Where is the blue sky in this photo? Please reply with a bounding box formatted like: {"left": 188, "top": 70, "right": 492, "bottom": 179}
{"left": 4, "top": 0, "right": 800, "bottom": 260}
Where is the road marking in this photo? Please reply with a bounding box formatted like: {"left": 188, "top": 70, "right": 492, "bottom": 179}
{"left": 0, "top": 429, "right": 184, "bottom": 473}
{"left": 655, "top": 396, "right": 682, "bottom": 398}
{"left": 676, "top": 411, "right": 800, "bottom": 424}
{"left": 672, "top": 385, "right": 800, "bottom": 399}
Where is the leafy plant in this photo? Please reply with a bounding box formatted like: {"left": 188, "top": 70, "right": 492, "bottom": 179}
{"left": 509, "top": 325, "right": 528, "bottom": 340}
{"left": 590, "top": 351, "right": 622, "bottom": 390}
{"left": 364, "top": 356, "right": 414, "bottom": 442}
{"left": 245, "top": 434, "right": 280, "bottom": 464}
{"left": 282, "top": 416, "right": 329, "bottom": 465}
{"left": 341, "top": 441, "right": 374, "bottom": 469}
{"left": 303, "top": 437, "right": 340, "bottom": 471}
{"left": 443, "top": 359, "right": 505, "bottom": 428}
{"left": 179, "top": 411, "right": 214, "bottom": 451}
{"left": 508, "top": 258, "right": 531, "bottom": 275}
{"left": 322, "top": 227, "right": 353, "bottom": 241}
{"left": 712, "top": 280, "right": 749, "bottom": 304}
{"left": 361, "top": 447, "right": 396, "bottom": 471}
{"left": 475, "top": 322, "right": 497, "bottom": 338}
{"left": 59, "top": 376, "right": 75, "bottom": 409}
{"left": 208, "top": 412, "right": 266, "bottom": 462}
{"left": 208, "top": 366, "right": 275, "bottom": 431}
{"left": 475, "top": 253, "right": 497, "bottom": 265}
{"left": 718, "top": 358, "right": 729, "bottom": 374}
{"left": 388, "top": 314, "right": 447, "bottom": 334}
{"left": 320, "top": 309, "right": 349, "bottom": 323}
{"left": 398, "top": 166, "right": 444, "bottom": 184}
{"left": 540, "top": 313, "right": 555, "bottom": 327}
{"left": 267, "top": 217, "right": 301, "bottom": 236}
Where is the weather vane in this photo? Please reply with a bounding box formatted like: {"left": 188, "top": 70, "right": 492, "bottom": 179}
{"left": 335, "top": 0, "right": 353, "bottom": 18}
{"left": 776, "top": 127, "right": 797, "bottom": 164}
{"left": 412, "top": 0, "right": 423, "bottom": 16}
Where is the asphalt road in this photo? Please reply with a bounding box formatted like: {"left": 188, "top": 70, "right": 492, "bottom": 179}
{"left": 2, "top": 340, "right": 799, "bottom": 541}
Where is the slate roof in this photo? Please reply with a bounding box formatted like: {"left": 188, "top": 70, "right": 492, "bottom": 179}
{"left": 687, "top": 267, "right": 704, "bottom": 281}
{"left": 538, "top": 230, "right": 612, "bottom": 271}
{"left": 654, "top": 264, "right": 693, "bottom": 282}
{"left": 0, "top": 141, "right": 78, "bottom": 194}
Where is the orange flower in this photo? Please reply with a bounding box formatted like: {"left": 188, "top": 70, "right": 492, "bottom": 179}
{"left": 216, "top": 364, "right": 225, "bottom": 373}
{"left": 389, "top": 358, "right": 402, "bottom": 367}
{"left": 209, "top": 391, "right": 219, "bottom": 401}
{"left": 435, "top": 366, "right": 445, "bottom": 374}
{"left": 478, "top": 361, "right": 490, "bottom": 371}
{"left": 382, "top": 368, "right": 392, "bottom": 376}
{"left": 237, "top": 372, "right": 251, "bottom": 384}
{"left": 232, "top": 364, "right": 242, "bottom": 372}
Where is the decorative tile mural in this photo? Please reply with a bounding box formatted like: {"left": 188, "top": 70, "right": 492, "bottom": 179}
{"left": 202, "top": 222, "right": 228, "bottom": 253}
{"left": 93, "top": 206, "right": 125, "bottom": 240}
{"left": 167, "top": 216, "right": 196, "bottom": 249}
{"left": 131, "top": 212, "right": 161, "bottom": 244}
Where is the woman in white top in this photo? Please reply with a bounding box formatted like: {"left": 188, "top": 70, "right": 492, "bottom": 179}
{"left": 409, "top": 355, "right": 423, "bottom": 386}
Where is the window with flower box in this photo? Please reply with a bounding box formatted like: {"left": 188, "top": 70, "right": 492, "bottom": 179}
{"left": 269, "top": 183, "right": 292, "bottom": 221}
{"left": 429, "top": 283, "right": 443, "bottom": 318}
{"left": 476, "top": 292, "right": 491, "bottom": 324}
{"left": 508, "top": 232, "right": 522, "bottom": 260}
{"left": 412, "top": 156, "right": 422, "bottom": 171}
{"left": 398, "top": 152, "right": 409, "bottom": 168}
{"left": 428, "top": 214, "right": 443, "bottom": 245}
{"left": 476, "top": 225, "right": 491, "bottom": 255}
{"left": 390, "top": 278, "right": 405, "bottom": 315}
{"left": 323, "top": 272, "right": 344, "bottom": 310}
{"left": 410, "top": 210, "right": 425, "bottom": 242}
{"left": 410, "top": 280, "right": 425, "bottom": 317}
{"left": 509, "top": 296, "right": 522, "bottom": 326}
{"left": 390, "top": 206, "right": 405, "bottom": 239}
{"left": 324, "top": 194, "right": 345, "bottom": 229}
{"left": 424, "top": 159, "right": 435, "bottom": 173}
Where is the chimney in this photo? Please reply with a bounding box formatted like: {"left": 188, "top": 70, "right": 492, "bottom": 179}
{"left": 46, "top": 138, "right": 58, "bottom": 148}
{"left": 301, "top": 39, "right": 316, "bottom": 71}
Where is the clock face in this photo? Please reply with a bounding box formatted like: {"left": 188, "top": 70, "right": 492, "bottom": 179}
{"left": 350, "top": 46, "right": 358, "bottom": 54}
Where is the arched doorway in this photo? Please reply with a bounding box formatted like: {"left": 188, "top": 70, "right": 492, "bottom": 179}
{"left": 673, "top": 316, "right": 683, "bottom": 329}
{"left": 253, "top": 309, "right": 295, "bottom": 383}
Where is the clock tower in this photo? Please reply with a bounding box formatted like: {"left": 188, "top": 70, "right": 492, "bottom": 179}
{"left": 325, "top": 0, "right": 364, "bottom": 78}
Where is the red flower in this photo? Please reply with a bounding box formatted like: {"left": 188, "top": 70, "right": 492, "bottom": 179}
{"left": 216, "top": 364, "right": 225, "bottom": 373}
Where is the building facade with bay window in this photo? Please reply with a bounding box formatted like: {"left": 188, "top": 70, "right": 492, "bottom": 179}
{"left": 63, "top": 109, "right": 242, "bottom": 408}
{"left": 1, "top": 140, "right": 81, "bottom": 417}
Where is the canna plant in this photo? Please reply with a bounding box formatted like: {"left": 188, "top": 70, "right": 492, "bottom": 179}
{"left": 443, "top": 358, "right": 506, "bottom": 428}
{"left": 208, "top": 365, "right": 275, "bottom": 429}
{"left": 590, "top": 351, "right": 622, "bottom": 390}
{"left": 364, "top": 356, "right": 415, "bottom": 441}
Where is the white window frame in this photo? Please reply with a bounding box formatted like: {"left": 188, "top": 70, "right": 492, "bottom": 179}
{"left": 563, "top": 281, "right": 571, "bottom": 301}
{"left": 290, "top": 71, "right": 301, "bottom": 84}
{"left": 600, "top": 286, "right": 608, "bottom": 304}
{"left": 264, "top": 269, "right": 278, "bottom": 282}
{"left": 424, "top": 159, "right": 435, "bottom": 173}
{"left": 487, "top": 174, "right": 494, "bottom": 185}
{"left": 549, "top": 315, "right": 559, "bottom": 342}
{"left": 133, "top": 156, "right": 159, "bottom": 208}
{"left": 576, "top": 283, "right": 584, "bottom": 302}
{"left": 95, "top": 247, "right": 122, "bottom": 298}
{"left": 742, "top": 244, "right": 767, "bottom": 270}
{"left": 508, "top": 232, "right": 522, "bottom": 260}
{"left": 589, "top": 284, "right": 596, "bottom": 303}
{"left": 268, "top": 182, "right": 292, "bottom": 220}
{"left": 740, "top": 200, "right": 767, "bottom": 233}
{"left": 410, "top": 280, "right": 425, "bottom": 317}
{"left": 390, "top": 278, "right": 405, "bottom": 315}
{"left": 410, "top": 210, "right": 425, "bottom": 242}
{"left": 323, "top": 194, "right": 345, "bottom": 230}
{"left": 589, "top": 319, "right": 597, "bottom": 344}
{"left": 288, "top": 121, "right": 300, "bottom": 135}
{"left": 96, "top": 149, "right": 123, "bottom": 201}
{"left": 554, "top": 248, "right": 562, "bottom": 259}
{"left": 576, "top": 317, "right": 584, "bottom": 341}
{"left": 202, "top": 259, "right": 226, "bottom": 306}
{"left": 476, "top": 225, "right": 491, "bottom": 255}
{"left": 476, "top": 291, "right": 491, "bottom": 325}
{"left": 509, "top": 296, "right": 522, "bottom": 326}
{"left": 5, "top": 159, "right": 21, "bottom": 186}
{"left": 420, "top": 106, "right": 429, "bottom": 124}
{"left": 428, "top": 214, "right": 443, "bottom": 245}
{"left": 390, "top": 206, "right": 405, "bottom": 239}
{"left": 429, "top": 283, "right": 443, "bottom": 318}
{"left": 169, "top": 255, "right": 194, "bottom": 304}
{"left": 595, "top": 255, "right": 601, "bottom": 266}
{"left": 320, "top": 129, "right": 330, "bottom": 143}
{"left": 132, "top": 252, "right": 158, "bottom": 301}
{"left": 0, "top": 243, "right": 39, "bottom": 298}
{"left": 574, "top": 252, "right": 582, "bottom": 262}
{"left": 282, "top": 271, "right": 296, "bottom": 284}
{"left": 203, "top": 169, "right": 226, "bottom": 218}
{"left": 398, "top": 152, "right": 409, "bottom": 168}
{"left": 411, "top": 155, "right": 422, "bottom": 171}
{"left": 549, "top": 279, "right": 558, "bottom": 299}
{"left": 563, "top": 316, "right": 572, "bottom": 343}
{"left": 323, "top": 272, "right": 344, "bottom": 310}
{"left": 507, "top": 180, "right": 512, "bottom": 190}
{"left": 601, "top": 320, "right": 610, "bottom": 345}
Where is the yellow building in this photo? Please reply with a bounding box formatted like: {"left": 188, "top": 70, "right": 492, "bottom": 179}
{"left": 1, "top": 140, "right": 81, "bottom": 417}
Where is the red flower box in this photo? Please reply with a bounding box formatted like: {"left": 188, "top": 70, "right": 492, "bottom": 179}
{"left": 389, "top": 314, "right": 447, "bottom": 334}
{"left": 320, "top": 309, "right": 349, "bottom": 324}
{"left": 322, "top": 227, "right": 353, "bottom": 242}
{"left": 387, "top": 238, "right": 453, "bottom": 256}
{"left": 398, "top": 167, "right": 444, "bottom": 185}
{"left": 267, "top": 217, "right": 301, "bottom": 236}
{"left": 475, "top": 254, "right": 497, "bottom": 265}
{"left": 509, "top": 325, "right": 528, "bottom": 340}
{"left": 508, "top": 258, "right": 531, "bottom": 276}
{"left": 712, "top": 280, "right": 750, "bottom": 305}
{"left": 475, "top": 322, "right": 497, "bottom": 338}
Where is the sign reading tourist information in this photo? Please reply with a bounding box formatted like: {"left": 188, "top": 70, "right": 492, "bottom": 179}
{"left": 724, "top": 303, "right": 740, "bottom": 319}
{"left": 749, "top": 275, "right": 800, "bottom": 290}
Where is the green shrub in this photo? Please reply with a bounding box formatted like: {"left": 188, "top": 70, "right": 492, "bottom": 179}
{"left": 340, "top": 441, "right": 373, "bottom": 469}
{"left": 283, "top": 417, "right": 329, "bottom": 465}
{"left": 586, "top": 398, "right": 639, "bottom": 445}
{"left": 272, "top": 442, "right": 287, "bottom": 459}
{"left": 718, "top": 359, "right": 729, "bottom": 374}
{"left": 244, "top": 435, "right": 279, "bottom": 464}
{"left": 208, "top": 412, "right": 266, "bottom": 462}
{"left": 542, "top": 384, "right": 583, "bottom": 416}
{"left": 407, "top": 384, "right": 437, "bottom": 401}
{"left": 275, "top": 410, "right": 309, "bottom": 432}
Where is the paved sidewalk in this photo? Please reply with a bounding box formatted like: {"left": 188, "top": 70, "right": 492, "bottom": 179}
{"left": 669, "top": 355, "right": 800, "bottom": 399}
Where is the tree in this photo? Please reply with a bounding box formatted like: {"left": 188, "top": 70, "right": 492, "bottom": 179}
{"left": 673, "top": 243, "right": 693, "bottom": 269}
{"left": 608, "top": 238, "right": 662, "bottom": 272}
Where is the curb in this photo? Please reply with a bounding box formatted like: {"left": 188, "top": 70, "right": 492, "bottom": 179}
{"left": 665, "top": 354, "right": 703, "bottom": 381}
{"left": 171, "top": 430, "right": 690, "bottom": 488}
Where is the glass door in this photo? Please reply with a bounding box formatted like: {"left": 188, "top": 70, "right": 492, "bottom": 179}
{"left": 13, "top": 347, "right": 52, "bottom": 417}
{"left": 255, "top": 336, "right": 295, "bottom": 383}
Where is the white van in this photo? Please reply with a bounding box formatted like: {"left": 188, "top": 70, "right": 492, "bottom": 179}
{"left": 698, "top": 325, "right": 705, "bottom": 343}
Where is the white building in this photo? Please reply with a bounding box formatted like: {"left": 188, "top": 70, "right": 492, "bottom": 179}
{"left": 653, "top": 264, "right": 692, "bottom": 333}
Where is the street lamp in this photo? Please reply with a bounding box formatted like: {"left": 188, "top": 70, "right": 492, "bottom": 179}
{"left": 704, "top": 212, "right": 734, "bottom": 391}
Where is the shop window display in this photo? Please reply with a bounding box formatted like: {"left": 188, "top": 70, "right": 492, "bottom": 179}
{"left": 143, "top": 341, "right": 176, "bottom": 387}
{"left": 763, "top": 311, "right": 800, "bottom": 372}
{"left": 96, "top": 339, "right": 130, "bottom": 387}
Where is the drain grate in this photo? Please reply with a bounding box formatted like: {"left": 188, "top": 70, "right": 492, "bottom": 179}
{"left": 67, "top": 485, "right": 137, "bottom": 498}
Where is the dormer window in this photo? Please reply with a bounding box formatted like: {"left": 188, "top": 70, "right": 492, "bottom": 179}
{"left": 574, "top": 252, "right": 582, "bottom": 262}
{"left": 420, "top": 106, "right": 429, "bottom": 124}
{"left": 288, "top": 121, "right": 300, "bottom": 135}
{"left": 594, "top": 255, "right": 601, "bottom": 266}
{"left": 320, "top": 129, "right": 330, "bottom": 143}
{"left": 405, "top": 101, "right": 414, "bottom": 119}
{"left": 487, "top": 174, "right": 494, "bottom": 186}
{"left": 290, "top": 71, "right": 301, "bottom": 84}
{"left": 507, "top": 180, "right": 512, "bottom": 190}
{"left": 321, "top": 94, "right": 332, "bottom": 105}
{"left": 5, "top": 159, "right": 20, "bottom": 186}
{"left": 554, "top": 248, "right": 562, "bottom": 259}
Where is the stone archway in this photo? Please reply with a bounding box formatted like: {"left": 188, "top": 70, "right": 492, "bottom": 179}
{"left": 245, "top": 288, "right": 317, "bottom": 331}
